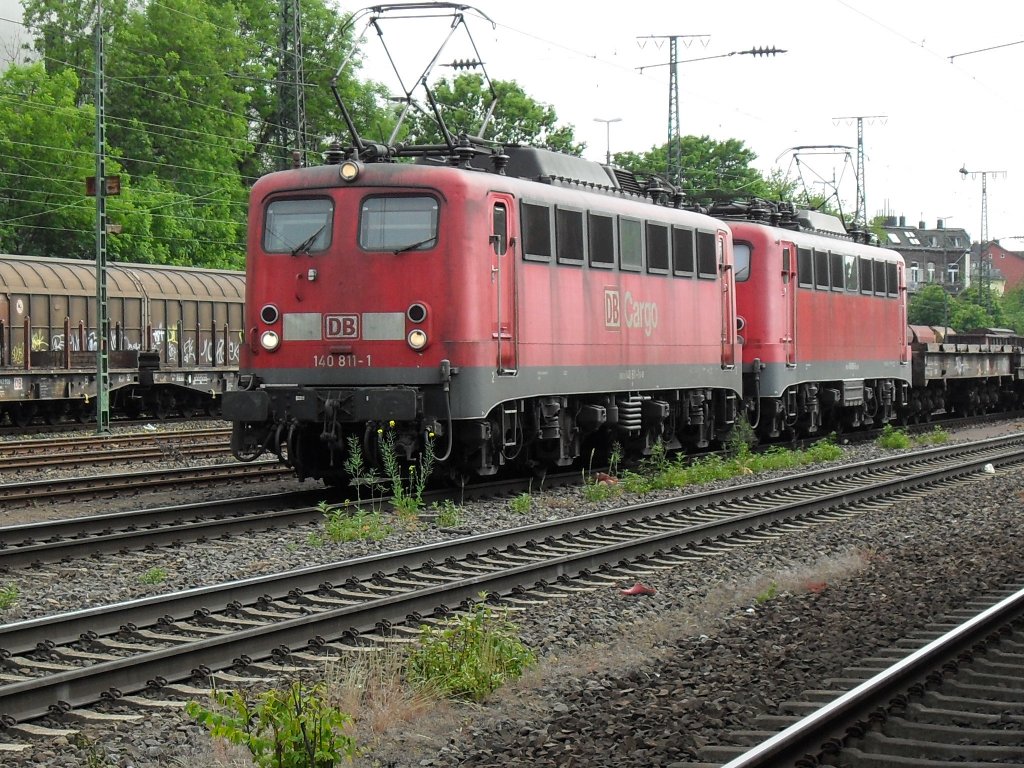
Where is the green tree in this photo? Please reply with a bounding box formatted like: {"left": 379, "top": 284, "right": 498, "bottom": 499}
{"left": 20, "top": 0, "right": 129, "bottom": 103}
{"left": 228, "top": 0, "right": 389, "bottom": 176}
{"left": 401, "top": 73, "right": 582, "bottom": 154}
{"left": 614, "top": 135, "right": 769, "bottom": 206}
{"left": 907, "top": 284, "right": 951, "bottom": 327}
{"left": 15, "top": 0, "right": 388, "bottom": 266}
{"left": 953, "top": 285, "right": 1003, "bottom": 330}
{"left": 999, "top": 285, "right": 1024, "bottom": 334}
{"left": 950, "top": 300, "right": 995, "bottom": 332}
{"left": 0, "top": 64, "right": 96, "bottom": 256}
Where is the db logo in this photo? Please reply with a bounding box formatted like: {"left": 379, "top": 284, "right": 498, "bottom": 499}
{"left": 604, "top": 288, "right": 620, "bottom": 329}
{"left": 325, "top": 314, "right": 359, "bottom": 339}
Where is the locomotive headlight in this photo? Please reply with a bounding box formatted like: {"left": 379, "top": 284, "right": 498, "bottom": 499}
{"left": 260, "top": 330, "right": 280, "bottom": 351}
{"left": 407, "top": 329, "right": 428, "bottom": 350}
{"left": 339, "top": 160, "right": 361, "bottom": 182}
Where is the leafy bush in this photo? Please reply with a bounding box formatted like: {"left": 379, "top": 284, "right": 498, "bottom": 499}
{"left": 916, "top": 426, "right": 950, "bottom": 445}
{"left": 379, "top": 425, "right": 434, "bottom": 519}
{"left": 617, "top": 435, "right": 844, "bottom": 495}
{"left": 430, "top": 499, "right": 464, "bottom": 528}
{"left": 315, "top": 501, "right": 392, "bottom": 544}
{"left": 508, "top": 492, "right": 532, "bottom": 514}
{"left": 0, "top": 584, "right": 18, "bottom": 610}
{"left": 186, "top": 681, "right": 357, "bottom": 768}
{"left": 138, "top": 567, "right": 168, "bottom": 585}
{"left": 876, "top": 424, "right": 911, "bottom": 450}
{"left": 407, "top": 600, "right": 536, "bottom": 701}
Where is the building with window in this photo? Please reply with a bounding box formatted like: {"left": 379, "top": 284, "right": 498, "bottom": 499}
{"left": 879, "top": 216, "right": 971, "bottom": 295}
{"left": 979, "top": 241, "right": 1024, "bottom": 293}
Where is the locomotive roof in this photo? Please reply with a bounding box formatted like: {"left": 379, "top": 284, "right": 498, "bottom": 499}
{"left": 726, "top": 218, "right": 905, "bottom": 262}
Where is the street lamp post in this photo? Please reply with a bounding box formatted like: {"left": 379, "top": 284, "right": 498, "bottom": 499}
{"left": 594, "top": 117, "right": 621, "bottom": 165}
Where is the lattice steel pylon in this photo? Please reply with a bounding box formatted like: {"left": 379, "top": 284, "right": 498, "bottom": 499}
{"left": 960, "top": 165, "right": 1006, "bottom": 304}
{"left": 638, "top": 38, "right": 782, "bottom": 190}
{"left": 276, "top": 0, "right": 308, "bottom": 169}
{"left": 832, "top": 115, "right": 885, "bottom": 229}
{"left": 667, "top": 36, "right": 680, "bottom": 186}
{"left": 637, "top": 34, "right": 709, "bottom": 188}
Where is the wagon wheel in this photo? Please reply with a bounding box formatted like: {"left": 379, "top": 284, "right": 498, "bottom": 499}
{"left": 178, "top": 396, "right": 199, "bottom": 419}
{"left": 72, "top": 403, "right": 93, "bottom": 423}
{"left": 150, "top": 392, "right": 174, "bottom": 420}
{"left": 43, "top": 403, "right": 67, "bottom": 425}
{"left": 9, "top": 404, "right": 33, "bottom": 429}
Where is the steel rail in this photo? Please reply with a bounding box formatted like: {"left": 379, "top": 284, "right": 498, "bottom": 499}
{"left": 2, "top": 433, "right": 1023, "bottom": 569}
{"left": 0, "top": 461, "right": 292, "bottom": 505}
{"left": 719, "top": 585, "right": 1024, "bottom": 767}
{"left": 1, "top": 442, "right": 1021, "bottom": 725}
{"left": 0, "top": 427, "right": 230, "bottom": 456}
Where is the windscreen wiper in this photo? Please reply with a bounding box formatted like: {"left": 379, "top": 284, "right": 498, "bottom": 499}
{"left": 393, "top": 235, "right": 437, "bottom": 255}
{"left": 291, "top": 225, "right": 326, "bottom": 256}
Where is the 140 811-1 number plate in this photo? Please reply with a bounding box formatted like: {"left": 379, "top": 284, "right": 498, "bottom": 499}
{"left": 312, "top": 354, "right": 371, "bottom": 368}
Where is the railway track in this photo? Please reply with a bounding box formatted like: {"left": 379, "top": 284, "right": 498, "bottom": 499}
{"left": 0, "top": 461, "right": 293, "bottom": 507}
{"left": 0, "top": 428, "right": 233, "bottom": 471}
{"left": 0, "top": 416, "right": 224, "bottom": 439}
{"left": 2, "top": 433, "right": 1023, "bottom": 570}
{"left": 1, "top": 434, "right": 1022, "bottom": 732}
{"left": 706, "top": 584, "right": 1024, "bottom": 767}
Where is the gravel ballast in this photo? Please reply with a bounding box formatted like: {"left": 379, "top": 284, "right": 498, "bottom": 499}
{"left": 1, "top": 420, "right": 1023, "bottom": 767}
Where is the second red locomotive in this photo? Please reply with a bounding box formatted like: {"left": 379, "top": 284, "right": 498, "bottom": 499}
{"left": 720, "top": 203, "right": 910, "bottom": 439}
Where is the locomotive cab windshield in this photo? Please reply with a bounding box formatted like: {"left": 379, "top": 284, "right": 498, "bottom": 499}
{"left": 263, "top": 198, "right": 333, "bottom": 254}
{"left": 359, "top": 196, "right": 439, "bottom": 252}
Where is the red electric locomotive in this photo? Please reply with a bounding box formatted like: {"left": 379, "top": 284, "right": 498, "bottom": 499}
{"left": 719, "top": 202, "right": 911, "bottom": 438}
{"left": 224, "top": 146, "right": 742, "bottom": 483}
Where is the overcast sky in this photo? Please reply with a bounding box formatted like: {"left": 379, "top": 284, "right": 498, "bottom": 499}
{"left": 3, "top": 0, "right": 1022, "bottom": 242}
{"left": 351, "top": 0, "right": 1024, "bottom": 242}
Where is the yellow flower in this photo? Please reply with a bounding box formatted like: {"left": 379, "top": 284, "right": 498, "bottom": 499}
{"left": 377, "top": 428, "right": 383, "bottom": 435}
{"left": 389, "top": 419, "right": 395, "bottom": 427}
{"left": 428, "top": 432, "right": 435, "bottom": 438}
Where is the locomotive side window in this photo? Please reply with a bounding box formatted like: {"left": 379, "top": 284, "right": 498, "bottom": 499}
{"left": 619, "top": 217, "right": 642, "bottom": 271}
{"left": 886, "top": 261, "right": 899, "bottom": 297}
{"left": 646, "top": 223, "right": 669, "bottom": 274}
{"left": 555, "top": 207, "right": 585, "bottom": 265}
{"left": 859, "top": 257, "right": 874, "bottom": 294}
{"left": 797, "top": 248, "right": 813, "bottom": 288}
{"left": 814, "top": 250, "right": 830, "bottom": 290}
{"left": 672, "top": 226, "right": 695, "bottom": 277}
{"left": 588, "top": 213, "right": 615, "bottom": 268}
{"left": 491, "top": 203, "right": 507, "bottom": 256}
{"left": 844, "top": 254, "right": 859, "bottom": 292}
{"left": 696, "top": 231, "right": 716, "bottom": 279}
{"left": 733, "top": 242, "right": 751, "bottom": 282}
{"left": 359, "top": 196, "right": 438, "bottom": 252}
{"left": 873, "top": 260, "right": 887, "bottom": 296}
{"left": 829, "top": 251, "right": 844, "bottom": 291}
{"left": 263, "top": 198, "right": 333, "bottom": 253}
{"left": 521, "top": 202, "right": 552, "bottom": 261}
